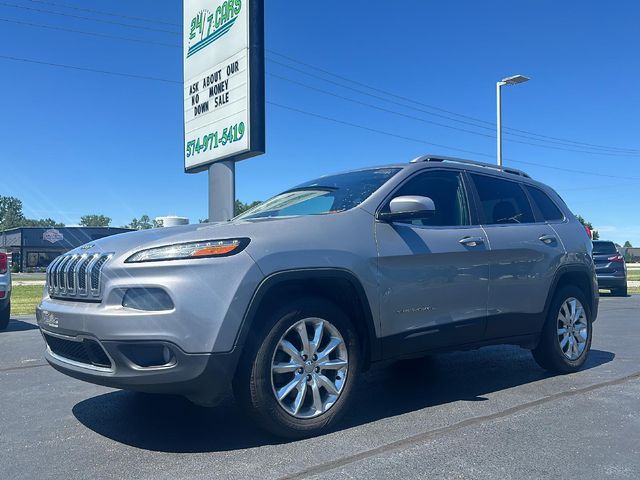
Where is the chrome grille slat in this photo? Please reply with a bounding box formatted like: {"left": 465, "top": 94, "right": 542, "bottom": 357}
{"left": 46, "top": 253, "right": 112, "bottom": 301}
{"left": 56, "top": 256, "right": 71, "bottom": 294}
{"left": 47, "top": 256, "right": 64, "bottom": 294}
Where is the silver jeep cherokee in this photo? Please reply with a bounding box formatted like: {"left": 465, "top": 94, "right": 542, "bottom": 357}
{"left": 37, "top": 155, "right": 598, "bottom": 438}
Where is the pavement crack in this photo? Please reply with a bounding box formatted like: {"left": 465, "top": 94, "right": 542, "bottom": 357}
{"left": 280, "top": 371, "right": 640, "bottom": 480}
{"left": 0, "top": 363, "right": 48, "bottom": 373}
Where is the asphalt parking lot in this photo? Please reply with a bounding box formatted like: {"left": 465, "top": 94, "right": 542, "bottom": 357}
{"left": 1, "top": 295, "right": 639, "bottom": 480}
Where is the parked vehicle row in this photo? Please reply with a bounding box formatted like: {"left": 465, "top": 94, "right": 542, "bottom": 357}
{"left": 36, "top": 155, "right": 598, "bottom": 437}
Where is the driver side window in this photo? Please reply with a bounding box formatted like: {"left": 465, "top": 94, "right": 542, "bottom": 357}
{"left": 392, "top": 170, "right": 470, "bottom": 226}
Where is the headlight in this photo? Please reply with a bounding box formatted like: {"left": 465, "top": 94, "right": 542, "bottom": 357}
{"left": 125, "top": 238, "right": 249, "bottom": 263}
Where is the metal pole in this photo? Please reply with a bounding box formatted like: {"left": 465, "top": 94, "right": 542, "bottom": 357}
{"left": 496, "top": 81, "right": 503, "bottom": 167}
{"left": 208, "top": 160, "right": 235, "bottom": 222}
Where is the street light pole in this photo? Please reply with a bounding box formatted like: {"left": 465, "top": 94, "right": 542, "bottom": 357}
{"left": 496, "top": 80, "right": 504, "bottom": 168}
{"left": 496, "top": 74, "right": 530, "bottom": 167}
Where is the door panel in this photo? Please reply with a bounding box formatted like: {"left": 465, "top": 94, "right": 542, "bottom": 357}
{"left": 468, "top": 173, "right": 565, "bottom": 339}
{"left": 482, "top": 223, "right": 565, "bottom": 337}
{"left": 375, "top": 169, "right": 489, "bottom": 358}
{"left": 377, "top": 224, "right": 490, "bottom": 357}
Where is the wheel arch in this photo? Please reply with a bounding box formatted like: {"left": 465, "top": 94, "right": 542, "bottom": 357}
{"left": 233, "top": 268, "right": 380, "bottom": 371}
{"left": 544, "top": 264, "right": 598, "bottom": 322}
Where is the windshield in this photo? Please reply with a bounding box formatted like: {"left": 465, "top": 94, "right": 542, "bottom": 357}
{"left": 235, "top": 168, "right": 401, "bottom": 220}
{"left": 592, "top": 241, "right": 617, "bottom": 255}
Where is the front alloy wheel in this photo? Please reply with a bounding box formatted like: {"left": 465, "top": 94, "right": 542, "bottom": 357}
{"left": 271, "top": 317, "right": 349, "bottom": 418}
{"left": 236, "top": 297, "right": 359, "bottom": 438}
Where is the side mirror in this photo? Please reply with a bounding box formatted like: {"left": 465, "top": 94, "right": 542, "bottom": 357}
{"left": 378, "top": 195, "right": 436, "bottom": 222}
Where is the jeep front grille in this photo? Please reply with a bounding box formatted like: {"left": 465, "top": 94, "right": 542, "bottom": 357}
{"left": 46, "top": 253, "right": 112, "bottom": 300}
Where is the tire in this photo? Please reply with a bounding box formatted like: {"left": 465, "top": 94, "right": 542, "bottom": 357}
{"left": 531, "top": 286, "right": 592, "bottom": 374}
{"left": 615, "top": 286, "right": 628, "bottom": 297}
{"left": 234, "top": 297, "right": 360, "bottom": 439}
{"left": 0, "top": 301, "right": 10, "bottom": 331}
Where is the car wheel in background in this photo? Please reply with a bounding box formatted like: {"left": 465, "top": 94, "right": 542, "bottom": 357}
{"left": 615, "top": 286, "right": 628, "bottom": 297}
{"left": 531, "top": 286, "right": 592, "bottom": 374}
{"left": 234, "top": 297, "right": 360, "bottom": 438}
{"left": 0, "top": 301, "right": 10, "bottom": 331}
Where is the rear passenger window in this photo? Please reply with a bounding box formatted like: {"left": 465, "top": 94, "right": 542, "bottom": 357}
{"left": 525, "top": 186, "right": 564, "bottom": 221}
{"left": 470, "top": 174, "right": 534, "bottom": 225}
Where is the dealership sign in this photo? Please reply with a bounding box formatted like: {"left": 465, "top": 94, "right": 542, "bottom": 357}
{"left": 43, "top": 229, "right": 64, "bottom": 244}
{"left": 183, "top": 0, "right": 265, "bottom": 173}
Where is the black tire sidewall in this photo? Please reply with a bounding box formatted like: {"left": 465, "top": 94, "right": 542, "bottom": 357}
{"left": 0, "top": 300, "right": 9, "bottom": 330}
{"left": 543, "top": 286, "right": 592, "bottom": 372}
{"left": 245, "top": 297, "right": 360, "bottom": 438}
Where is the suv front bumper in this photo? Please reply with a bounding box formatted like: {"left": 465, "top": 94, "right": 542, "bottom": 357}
{"left": 38, "top": 324, "right": 241, "bottom": 405}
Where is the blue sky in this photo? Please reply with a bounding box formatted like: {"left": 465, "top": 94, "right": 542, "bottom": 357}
{"left": 0, "top": 1, "right": 639, "bottom": 244}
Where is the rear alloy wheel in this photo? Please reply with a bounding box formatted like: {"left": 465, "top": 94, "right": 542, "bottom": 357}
{"left": 236, "top": 298, "right": 359, "bottom": 438}
{"left": 556, "top": 297, "right": 589, "bottom": 361}
{"left": 532, "top": 286, "right": 592, "bottom": 373}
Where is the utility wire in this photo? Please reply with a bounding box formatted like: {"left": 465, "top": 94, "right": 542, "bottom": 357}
{"left": 1, "top": 51, "right": 637, "bottom": 182}
{"left": 2, "top": 7, "right": 634, "bottom": 155}
{"left": 0, "top": 54, "right": 182, "bottom": 84}
{"left": 29, "top": 0, "right": 181, "bottom": 27}
{"left": 267, "top": 101, "right": 640, "bottom": 181}
{"left": 0, "top": 1, "right": 181, "bottom": 35}
{"left": 15, "top": 1, "right": 631, "bottom": 153}
{"left": 0, "top": 17, "right": 181, "bottom": 48}
{"left": 267, "top": 71, "right": 639, "bottom": 158}
{"left": 267, "top": 50, "right": 640, "bottom": 154}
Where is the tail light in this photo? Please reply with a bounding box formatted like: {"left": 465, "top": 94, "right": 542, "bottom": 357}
{"left": 584, "top": 226, "right": 592, "bottom": 239}
{"left": 0, "top": 253, "right": 7, "bottom": 274}
{"left": 608, "top": 254, "right": 624, "bottom": 263}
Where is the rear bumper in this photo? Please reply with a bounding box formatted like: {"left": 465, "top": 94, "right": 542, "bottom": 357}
{"left": 40, "top": 326, "right": 240, "bottom": 405}
{"left": 596, "top": 275, "right": 626, "bottom": 289}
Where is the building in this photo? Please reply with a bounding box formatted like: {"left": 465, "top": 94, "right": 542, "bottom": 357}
{"left": 623, "top": 247, "right": 640, "bottom": 262}
{"left": 155, "top": 216, "right": 189, "bottom": 227}
{"left": 0, "top": 227, "right": 131, "bottom": 272}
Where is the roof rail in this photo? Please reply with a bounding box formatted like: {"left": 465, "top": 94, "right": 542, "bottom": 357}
{"left": 409, "top": 154, "right": 531, "bottom": 178}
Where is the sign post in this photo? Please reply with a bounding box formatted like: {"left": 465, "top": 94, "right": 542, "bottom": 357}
{"left": 183, "top": 0, "right": 265, "bottom": 221}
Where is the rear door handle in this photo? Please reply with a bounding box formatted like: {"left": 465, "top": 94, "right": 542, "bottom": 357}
{"left": 539, "top": 234, "right": 556, "bottom": 244}
{"left": 459, "top": 236, "right": 484, "bottom": 247}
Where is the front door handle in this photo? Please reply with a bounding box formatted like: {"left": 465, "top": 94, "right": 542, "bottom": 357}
{"left": 539, "top": 234, "right": 557, "bottom": 244}
{"left": 459, "top": 236, "right": 484, "bottom": 247}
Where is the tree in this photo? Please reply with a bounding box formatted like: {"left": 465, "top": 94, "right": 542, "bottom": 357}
{"left": 0, "top": 196, "right": 65, "bottom": 230}
{"left": 80, "top": 214, "right": 111, "bottom": 227}
{"left": 21, "top": 218, "right": 65, "bottom": 228}
{"left": 0, "top": 196, "right": 26, "bottom": 230}
{"left": 235, "top": 199, "right": 262, "bottom": 216}
{"left": 624, "top": 241, "right": 632, "bottom": 248}
{"left": 575, "top": 214, "right": 599, "bottom": 240}
{"left": 126, "top": 214, "right": 153, "bottom": 230}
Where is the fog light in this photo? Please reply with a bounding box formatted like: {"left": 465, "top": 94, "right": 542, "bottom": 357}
{"left": 122, "top": 288, "right": 174, "bottom": 311}
{"left": 162, "top": 346, "right": 172, "bottom": 364}
{"left": 119, "top": 343, "right": 176, "bottom": 368}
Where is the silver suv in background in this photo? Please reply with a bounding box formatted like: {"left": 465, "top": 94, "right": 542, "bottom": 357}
{"left": 37, "top": 155, "right": 598, "bottom": 438}
{"left": 0, "top": 252, "right": 11, "bottom": 330}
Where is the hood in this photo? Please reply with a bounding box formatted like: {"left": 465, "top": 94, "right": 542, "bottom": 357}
{"left": 66, "top": 216, "right": 339, "bottom": 259}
